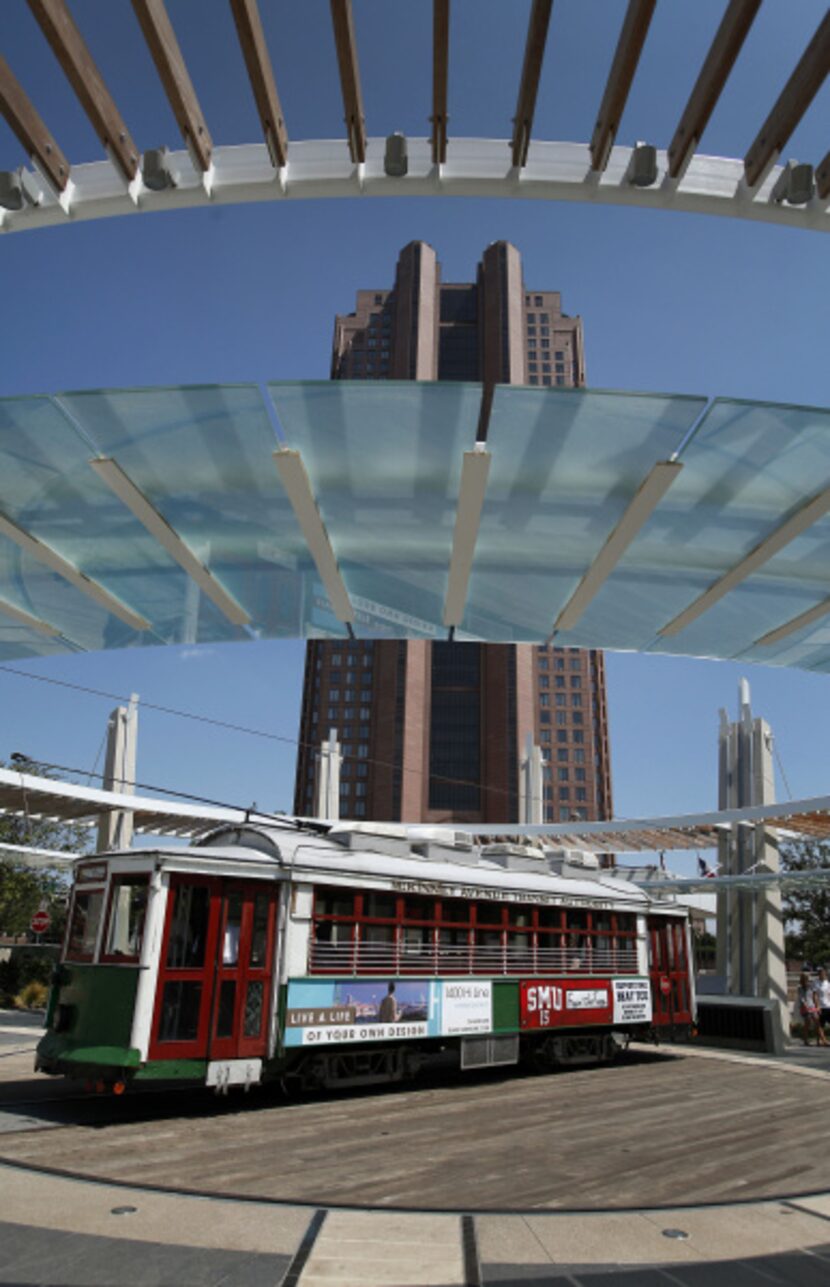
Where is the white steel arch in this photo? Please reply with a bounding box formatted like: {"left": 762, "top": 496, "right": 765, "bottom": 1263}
{"left": 1, "top": 138, "right": 828, "bottom": 237}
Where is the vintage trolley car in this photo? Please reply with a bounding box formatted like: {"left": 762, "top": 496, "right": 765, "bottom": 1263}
{"left": 36, "top": 819, "right": 695, "bottom": 1092}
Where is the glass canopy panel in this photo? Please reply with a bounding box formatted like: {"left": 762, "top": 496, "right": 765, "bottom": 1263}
{"left": 468, "top": 387, "right": 707, "bottom": 642}
{"left": 639, "top": 398, "right": 830, "bottom": 663}
{"left": 0, "top": 395, "right": 251, "bottom": 657}
{"left": 268, "top": 381, "right": 483, "bottom": 638}
{"left": 59, "top": 385, "right": 318, "bottom": 640}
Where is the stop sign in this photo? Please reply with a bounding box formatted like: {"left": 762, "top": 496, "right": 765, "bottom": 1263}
{"left": 659, "top": 976, "right": 671, "bottom": 996}
{"left": 30, "top": 908, "right": 51, "bottom": 935}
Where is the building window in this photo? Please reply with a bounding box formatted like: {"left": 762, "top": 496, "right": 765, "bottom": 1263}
{"left": 540, "top": 694, "right": 549, "bottom": 708}
{"left": 357, "top": 763, "right": 368, "bottom": 778}
{"left": 355, "top": 783, "right": 366, "bottom": 797}
{"left": 557, "top": 749, "right": 568, "bottom": 763}
{"left": 540, "top": 711, "right": 551, "bottom": 725}
{"left": 573, "top": 730, "right": 584, "bottom": 743}
{"left": 558, "top": 768, "right": 568, "bottom": 782}
{"left": 540, "top": 326, "right": 550, "bottom": 336}
{"left": 538, "top": 656, "right": 548, "bottom": 670}
{"left": 555, "top": 657, "right": 565, "bottom": 670}
{"left": 527, "top": 326, "right": 536, "bottom": 336}
{"left": 574, "top": 748, "right": 585, "bottom": 763}
{"left": 534, "top": 295, "right": 543, "bottom": 306}
{"left": 529, "top": 362, "right": 538, "bottom": 373}
{"left": 555, "top": 350, "right": 564, "bottom": 359}
{"left": 530, "top": 376, "right": 539, "bottom": 384}
{"left": 374, "top": 294, "right": 383, "bottom": 304}
{"left": 571, "top": 676, "right": 581, "bottom": 688}
{"left": 557, "top": 730, "right": 567, "bottom": 743}
{"left": 575, "top": 767, "right": 586, "bottom": 781}
{"left": 572, "top": 695, "right": 582, "bottom": 708}
{"left": 571, "top": 656, "right": 581, "bottom": 669}
{"left": 573, "top": 712, "right": 583, "bottom": 725}
{"left": 527, "top": 311, "right": 535, "bottom": 319}
{"left": 539, "top": 675, "right": 549, "bottom": 689}
{"left": 331, "top": 655, "right": 342, "bottom": 665}
{"left": 357, "top": 744, "right": 369, "bottom": 757}
{"left": 556, "top": 713, "right": 567, "bottom": 726}
{"left": 556, "top": 376, "right": 564, "bottom": 386}
{"left": 360, "top": 707, "right": 371, "bottom": 719}
{"left": 576, "top": 788, "right": 587, "bottom": 802}
{"left": 542, "top": 362, "right": 551, "bottom": 373}
{"left": 555, "top": 675, "right": 565, "bottom": 688}
{"left": 540, "top": 730, "right": 551, "bottom": 743}
{"left": 354, "top": 802, "right": 366, "bottom": 816}
{"left": 560, "top": 788, "right": 570, "bottom": 800}
{"left": 540, "top": 312, "right": 549, "bottom": 322}
{"left": 543, "top": 376, "right": 552, "bottom": 386}
{"left": 556, "top": 363, "right": 565, "bottom": 374}
{"left": 541, "top": 339, "right": 550, "bottom": 349}
{"left": 555, "top": 694, "right": 565, "bottom": 707}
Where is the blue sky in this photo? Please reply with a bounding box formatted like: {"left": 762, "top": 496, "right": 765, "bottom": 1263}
{"left": 1, "top": 1, "right": 829, "bottom": 856}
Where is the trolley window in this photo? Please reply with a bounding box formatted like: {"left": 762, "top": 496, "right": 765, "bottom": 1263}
{"left": 66, "top": 888, "right": 105, "bottom": 961}
{"left": 102, "top": 875, "right": 149, "bottom": 962}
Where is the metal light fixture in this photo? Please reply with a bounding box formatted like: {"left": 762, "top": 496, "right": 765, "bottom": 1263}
{"left": 142, "top": 146, "right": 178, "bottom": 191}
{"left": 384, "top": 133, "right": 408, "bottom": 177}
{"left": 626, "top": 141, "right": 658, "bottom": 187}
{"left": 0, "top": 168, "right": 42, "bottom": 211}
{"left": 771, "top": 160, "right": 814, "bottom": 206}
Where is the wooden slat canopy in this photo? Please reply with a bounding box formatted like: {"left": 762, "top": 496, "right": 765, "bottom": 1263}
{"left": 0, "top": 3, "right": 826, "bottom": 233}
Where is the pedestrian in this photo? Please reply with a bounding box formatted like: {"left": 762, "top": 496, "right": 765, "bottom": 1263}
{"left": 798, "top": 971, "right": 829, "bottom": 1047}
{"left": 816, "top": 967, "right": 830, "bottom": 1037}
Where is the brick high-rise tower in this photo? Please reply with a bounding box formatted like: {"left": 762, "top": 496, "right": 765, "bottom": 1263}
{"left": 294, "top": 242, "right": 612, "bottom": 827}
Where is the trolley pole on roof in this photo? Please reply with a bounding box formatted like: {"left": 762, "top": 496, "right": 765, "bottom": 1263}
{"left": 96, "top": 693, "right": 138, "bottom": 853}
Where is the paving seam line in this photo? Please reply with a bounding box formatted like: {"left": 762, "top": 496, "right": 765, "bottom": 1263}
{"left": 461, "top": 1213, "right": 481, "bottom": 1287}
{"left": 280, "top": 1207, "right": 327, "bottom": 1287}
{"left": 783, "top": 1200, "right": 830, "bottom": 1226}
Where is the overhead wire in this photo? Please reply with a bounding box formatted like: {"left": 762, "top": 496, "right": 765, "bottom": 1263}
{"left": 0, "top": 661, "right": 566, "bottom": 812}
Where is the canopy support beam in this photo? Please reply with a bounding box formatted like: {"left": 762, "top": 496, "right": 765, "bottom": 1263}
{"left": 0, "top": 595, "right": 61, "bottom": 639}
{"left": 443, "top": 446, "right": 491, "bottom": 629}
{"left": 659, "top": 484, "right": 830, "bottom": 638}
{"left": 0, "top": 508, "right": 149, "bottom": 632}
{"left": 667, "top": 0, "right": 761, "bottom": 181}
{"left": 131, "top": 0, "right": 213, "bottom": 174}
{"left": 0, "top": 54, "right": 70, "bottom": 193}
{"left": 90, "top": 456, "right": 250, "bottom": 627}
{"left": 511, "top": 0, "right": 553, "bottom": 168}
{"left": 431, "top": 0, "right": 450, "bottom": 165}
{"left": 590, "top": 0, "right": 656, "bottom": 173}
{"left": 330, "top": 0, "right": 367, "bottom": 164}
{"left": 273, "top": 448, "right": 355, "bottom": 626}
{"left": 743, "top": 9, "right": 830, "bottom": 189}
{"left": 755, "top": 597, "right": 830, "bottom": 649}
{"left": 552, "top": 460, "right": 682, "bottom": 635}
{"left": 28, "top": 0, "right": 139, "bottom": 183}
{"left": 230, "top": 0, "right": 288, "bottom": 168}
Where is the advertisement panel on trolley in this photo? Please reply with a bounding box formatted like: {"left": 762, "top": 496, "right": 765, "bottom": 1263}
{"left": 283, "top": 978, "right": 493, "bottom": 1046}
{"left": 520, "top": 977, "right": 651, "bottom": 1029}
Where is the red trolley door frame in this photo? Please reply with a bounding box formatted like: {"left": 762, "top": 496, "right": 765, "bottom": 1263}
{"left": 647, "top": 915, "right": 692, "bottom": 1027}
{"left": 149, "top": 875, "right": 278, "bottom": 1062}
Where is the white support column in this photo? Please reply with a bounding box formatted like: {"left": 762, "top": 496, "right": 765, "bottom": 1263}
{"left": 519, "top": 732, "right": 545, "bottom": 826}
{"left": 314, "top": 726, "right": 342, "bottom": 821}
{"left": 96, "top": 693, "right": 139, "bottom": 852}
{"left": 716, "top": 680, "right": 788, "bottom": 1038}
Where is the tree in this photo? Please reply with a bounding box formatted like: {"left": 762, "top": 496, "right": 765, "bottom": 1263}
{"left": 780, "top": 837, "right": 830, "bottom": 966}
{"left": 0, "top": 755, "right": 92, "bottom": 940}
